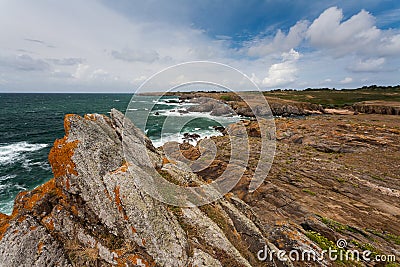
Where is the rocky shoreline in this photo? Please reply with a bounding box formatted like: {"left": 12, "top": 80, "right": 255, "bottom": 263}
{"left": 0, "top": 110, "right": 294, "bottom": 266}
{"left": 174, "top": 92, "right": 326, "bottom": 117}
{"left": 0, "top": 107, "right": 399, "bottom": 266}
{"left": 153, "top": 91, "right": 400, "bottom": 117}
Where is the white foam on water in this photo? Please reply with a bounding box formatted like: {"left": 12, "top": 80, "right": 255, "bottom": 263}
{"left": 151, "top": 99, "right": 198, "bottom": 107}
{"left": 0, "top": 174, "right": 28, "bottom": 214}
{"left": 0, "top": 174, "right": 17, "bottom": 182}
{"left": 33, "top": 161, "right": 51, "bottom": 171}
{"left": 0, "top": 198, "right": 15, "bottom": 215}
{"left": 151, "top": 129, "right": 223, "bottom": 147}
{"left": 157, "top": 109, "right": 241, "bottom": 122}
{"left": 0, "top": 142, "right": 48, "bottom": 165}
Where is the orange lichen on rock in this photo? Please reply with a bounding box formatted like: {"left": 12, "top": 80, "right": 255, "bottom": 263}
{"left": 115, "top": 254, "right": 152, "bottom": 267}
{"left": 37, "top": 241, "right": 44, "bottom": 254}
{"left": 65, "top": 178, "right": 71, "bottom": 190}
{"left": 41, "top": 215, "right": 55, "bottom": 231}
{"left": 1, "top": 178, "right": 67, "bottom": 240}
{"left": 130, "top": 226, "right": 136, "bottom": 234}
{"left": 13, "top": 178, "right": 60, "bottom": 212}
{"left": 162, "top": 157, "right": 176, "bottom": 165}
{"left": 48, "top": 114, "right": 79, "bottom": 179}
{"left": 0, "top": 213, "right": 10, "bottom": 240}
{"left": 162, "top": 157, "right": 169, "bottom": 165}
{"left": 70, "top": 205, "right": 79, "bottom": 216}
{"left": 114, "top": 186, "right": 123, "bottom": 213}
{"left": 48, "top": 138, "right": 78, "bottom": 179}
{"left": 104, "top": 188, "right": 112, "bottom": 201}
{"left": 17, "top": 214, "right": 27, "bottom": 223}
{"left": 84, "top": 113, "right": 97, "bottom": 121}
{"left": 113, "top": 186, "right": 128, "bottom": 220}
{"left": 111, "top": 161, "right": 130, "bottom": 174}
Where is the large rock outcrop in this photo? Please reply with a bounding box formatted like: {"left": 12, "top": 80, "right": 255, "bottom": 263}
{"left": 352, "top": 101, "right": 400, "bottom": 115}
{"left": 179, "top": 92, "right": 324, "bottom": 117}
{"left": 0, "top": 109, "right": 300, "bottom": 266}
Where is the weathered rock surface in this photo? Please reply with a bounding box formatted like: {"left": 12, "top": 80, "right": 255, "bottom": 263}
{"left": 1, "top": 108, "right": 399, "bottom": 266}
{"left": 193, "top": 114, "right": 400, "bottom": 266}
{"left": 352, "top": 100, "right": 400, "bottom": 115}
{"left": 187, "top": 97, "right": 234, "bottom": 116}
{"left": 0, "top": 109, "right": 298, "bottom": 267}
{"left": 176, "top": 92, "right": 324, "bottom": 117}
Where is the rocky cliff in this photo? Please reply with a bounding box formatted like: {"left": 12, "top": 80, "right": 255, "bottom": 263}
{"left": 175, "top": 92, "right": 324, "bottom": 117}
{"left": 2, "top": 109, "right": 399, "bottom": 266}
{"left": 0, "top": 109, "right": 310, "bottom": 267}
{"left": 352, "top": 101, "right": 400, "bottom": 115}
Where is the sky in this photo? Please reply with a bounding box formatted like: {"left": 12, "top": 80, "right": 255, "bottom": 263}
{"left": 0, "top": 0, "right": 399, "bottom": 92}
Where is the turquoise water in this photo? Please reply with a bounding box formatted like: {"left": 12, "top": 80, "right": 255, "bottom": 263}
{"left": 0, "top": 93, "right": 240, "bottom": 214}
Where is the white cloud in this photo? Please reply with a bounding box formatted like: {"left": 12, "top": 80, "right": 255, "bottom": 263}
{"left": 348, "top": 57, "right": 385, "bottom": 72}
{"left": 73, "top": 64, "right": 90, "bottom": 79}
{"left": 340, "top": 77, "right": 353, "bottom": 84}
{"left": 111, "top": 48, "right": 159, "bottom": 63}
{"left": 307, "top": 7, "right": 400, "bottom": 58}
{"left": 0, "top": 2, "right": 399, "bottom": 92}
{"left": 51, "top": 70, "right": 73, "bottom": 79}
{"left": 0, "top": 54, "right": 50, "bottom": 71}
{"left": 247, "top": 20, "right": 309, "bottom": 57}
{"left": 90, "top": 69, "right": 110, "bottom": 80}
{"left": 0, "top": 0, "right": 234, "bottom": 91}
{"left": 48, "top": 58, "right": 84, "bottom": 66}
{"left": 261, "top": 49, "right": 300, "bottom": 87}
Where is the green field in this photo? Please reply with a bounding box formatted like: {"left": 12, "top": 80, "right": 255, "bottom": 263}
{"left": 263, "top": 85, "right": 400, "bottom": 108}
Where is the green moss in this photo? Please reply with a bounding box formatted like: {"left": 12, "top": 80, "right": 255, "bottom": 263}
{"left": 199, "top": 204, "right": 230, "bottom": 233}
{"left": 306, "top": 231, "right": 335, "bottom": 250}
{"left": 321, "top": 217, "right": 348, "bottom": 233}
{"left": 319, "top": 217, "right": 361, "bottom": 234}
{"left": 386, "top": 233, "right": 400, "bottom": 245}
{"left": 384, "top": 263, "right": 400, "bottom": 267}
{"left": 305, "top": 231, "right": 362, "bottom": 264}
{"left": 371, "top": 175, "right": 385, "bottom": 181}
{"left": 367, "top": 229, "right": 400, "bottom": 245}
{"left": 157, "top": 169, "right": 183, "bottom": 186}
{"left": 220, "top": 95, "right": 232, "bottom": 101}
{"left": 335, "top": 177, "right": 346, "bottom": 183}
{"left": 168, "top": 205, "right": 182, "bottom": 216}
{"left": 350, "top": 240, "right": 380, "bottom": 258}
{"left": 302, "top": 188, "right": 316, "bottom": 196}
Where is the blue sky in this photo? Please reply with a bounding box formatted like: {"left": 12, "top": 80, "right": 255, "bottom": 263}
{"left": 0, "top": 0, "right": 399, "bottom": 92}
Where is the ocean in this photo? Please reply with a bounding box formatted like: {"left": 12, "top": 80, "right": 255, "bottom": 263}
{"left": 0, "top": 93, "right": 240, "bottom": 215}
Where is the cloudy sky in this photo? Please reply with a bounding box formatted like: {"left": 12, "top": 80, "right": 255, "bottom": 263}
{"left": 0, "top": 0, "right": 399, "bottom": 92}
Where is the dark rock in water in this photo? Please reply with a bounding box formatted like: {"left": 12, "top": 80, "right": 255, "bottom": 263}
{"left": 213, "top": 126, "right": 225, "bottom": 133}
{"left": 0, "top": 109, "right": 296, "bottom": 266}
{"left": 188, "top": 97, "right": 233, "bottom": 116}
{"left": 183, "top": 132, "right": 201, "bottom": 143}
{"left": 177, "top": 109, "right": 189, "bottom": 114}
{"left": 165, "top": 99, "right": 180, "bottom": 104}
